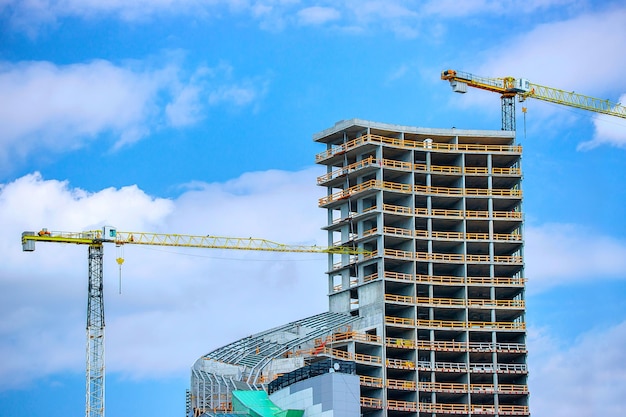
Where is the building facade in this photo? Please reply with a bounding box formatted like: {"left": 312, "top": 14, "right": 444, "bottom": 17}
{"left": 315, "top": 119, "right": 528, "bottom": 416}
{"left": 188, "top": 119, "right": 529, "bottom": 417}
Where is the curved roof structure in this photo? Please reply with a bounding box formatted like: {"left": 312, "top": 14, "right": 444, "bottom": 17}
{"left": 190, "top": 311, "right": 360, "bottom": 416}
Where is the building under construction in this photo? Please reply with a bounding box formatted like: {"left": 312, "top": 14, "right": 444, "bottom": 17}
{"left": 188, "top": 119, "right": 529, "bottom": 417}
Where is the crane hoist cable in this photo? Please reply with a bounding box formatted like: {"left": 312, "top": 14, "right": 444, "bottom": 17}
{"left": 115, "top": 244, "right": 124, "bottom": 294}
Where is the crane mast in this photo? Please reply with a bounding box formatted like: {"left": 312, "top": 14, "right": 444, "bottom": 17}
{"left": 86, "top": 244, "right": 105, "bottom": 417}
{"left": 22, "top": 227, "right": 369, "bottom": 417}
{"left": 441, "top": 69, "right": 626, "bottom": 130}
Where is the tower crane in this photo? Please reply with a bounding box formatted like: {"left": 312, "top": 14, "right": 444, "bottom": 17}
{"left": 21, "top": 226, "right": 369, "bottom": 417}
{"left": 441, "top": 69, "right": 626, "bottom": 130}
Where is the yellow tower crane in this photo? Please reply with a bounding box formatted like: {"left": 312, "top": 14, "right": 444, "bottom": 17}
{"left": 21, "top": 226, "right": 369, "bottom": 417}
{"left": 441, "top": 69, "right": 626, "bottom": 130}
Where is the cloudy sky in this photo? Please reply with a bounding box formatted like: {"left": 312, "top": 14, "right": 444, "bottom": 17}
{"left": 1, "top": 1, "right": 626, "bottom": 416}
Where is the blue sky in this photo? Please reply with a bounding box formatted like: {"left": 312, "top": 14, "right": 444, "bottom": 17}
{"left": 1, "top": 1, "right": 626, "bottom": 416}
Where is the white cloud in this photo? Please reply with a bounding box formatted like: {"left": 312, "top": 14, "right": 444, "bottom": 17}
{"left": 297, "top": 6, "right": 340, "bottom": 26}
{"left": 0, "top": 167, "right": 328, "bottom": 388}
{"left": 525, "top": 223, "right": 626, "bottom": 293}
{"left": 477, "top": 7, "right": 626, "bottom": 102}
{"left": 3, "top": 0, "right": 600, "bottom": 39}
{"left": 528, "top": 321, "right": 626, "bottom": 416}
{"left": 165, "top": 83, "right": 204, "bottom": 127}
{"left": 1, "top": 0, "right": 283, "bottom": 33}
{"left": 0, "top": 60, "right": 168, "bottom": 164}
{"left": 0, "top": 59, "right": 267, "bottom": 170}
{"left": 422, "top": 0, "right": 577, "bottom": 18}
{"left": 578, "top": 93, "right": 626, "bottom": 150}
{"left": 0, "top": 60, "right": 156, "bottom": 160}
{"left": 343, "top": 1, "right": 420, "bottom": 38}
{"left": 2, "top": 0, "right": 211, "bottom": 30}
{"left": 208, "top": 83, "right": 262, "bottom": 107}
{"left": 387, "top": 64, "right": 409, "bottom": 82}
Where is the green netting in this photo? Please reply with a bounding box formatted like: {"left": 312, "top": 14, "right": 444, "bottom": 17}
{"left": 274, "top": 410, "right": 304, "bottom": 417}
{"left": 231, "top": 390, "right": 303, "bottom": 417}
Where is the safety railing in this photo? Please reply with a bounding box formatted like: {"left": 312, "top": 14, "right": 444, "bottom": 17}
{"left": 383, "top": 226, "right": 413, "bottom": 237}
{"left": 415, "top": 163, "right": 459, "bottom": 174}
{"left": 384, "top": 293, "right": 414, "bottom": 304}
{"left": 427, "top": 361, "right": 468, "bottom": 372}
{"left": 317, "top": 347, "right": 382, "bottom": 365}
{"left": 416, "top": 340, "right": 465, "bottom": 351}
{"left": 315, "top": 135, "right": 375, "bottom": 161}
{"left": 382, "top": 158, "right": 412, "bottom": 170}
{"left": 337, "top": 272, "right": 525, "bottom": 290}
{"left": 492, "top": 166, "right": 522, "bottom": 175}
{"left": 494, "top": 342, "right": 528, "bottom": 353}
{"left": 318, "top": 331, "right": 382, "bottom": 345}
{"left": 413, "top": 319, "right": 526, "bottom": 330}
{"left": 497, "top": 363, "right": 528, "bottom": 373}
{"left": 359, "top": 396, "right": 383, "bottom": 409}
{"left": 315, "top": 133, "right": 522, "bottom": 162}
{"left": 387, "top": 378, "right": 417, "bottom": 390}
{"left": 469, "top": 363, "right": 495, "bottom": 373}
{"left": 415, "top": 296, "right": 463, "bottom": 306}
{"left": 319, "top": 179, "right": 379, "bottom": 206}
{"left": 420, "top": 381, "right": 467, "bottom": 392}
{"left": 416, "top": 361, "right": 527, "bottom": 374}
{"left": 386, "top": 337, "right": 416, "bottom": 349}
{"left": 383, "top": 203, "right": 414, "bottom": 215}
{"left": 359, "top": 375, "right": 383, "bottom": 388}
{"left": 362, "top": 227, "right": 378, "bottom": 237}
{"left": 469, "top": 405, "right": 497, "bottom": 414}
{"left": 467, "top": 299, "right": 525, "bottom": 308}
{"left": 418, "top": 381, "right": 528, "bottom": 394}
{"left": 416, "top": 341, "right": 526, "bottom": 353}
{"left": 386, "top": 358, "right": 416, "bottom": 369}
{"left": 467, "top": 276, "right": 526, "bottom": 285}
{"left": 384, "top": 249, "right": 523, "bottom": 264}
{"left": 498, "top": 405, "right": 530, "bottom": 415}
{"left": 476, "top": 384, "right": 528, "bottom": 394}
{"left": 415, "top": 163, "right": 520, "bottom": 176}
{"left": 382, "top": 339, "right": 526, "bottom": 353}
{"left": 384, "top": 294, "right": 524, "bottom": 309}
{"left": 382, "top": 203, "right": 523, "bottom": 220}
{"left": 418, "top": 403, "right": 529, "bottom": 415}
{"left": 319, "top": 179, "right": 522, "bottom": 206}
{"left": 363, "top": 272, "right": 378, "bottom": 283}
{"left": 387, "top": 399, "right": 418, "bottom": 412}
{"left": 316, "top": 156, "right": 380, "bottom": 184}
{"left": 383, "top": 271, "right": 526, "bottom": 286}
{"left": 383, "top": 227, "right": 522, "bottom": 242}
{"left": 384, "top": 316, "right": 415, "bottom": 326}
{"left": 357, "top": 398, "right": 529, "bottom": 415}
{"left": 419, "top": 402, "right": 469, "bottom": 413}
{"left": 382, "top": 271, "right": 414, "bottom": 281}
{"left": 415, "top": 184, "right": 521, "bottom": 197}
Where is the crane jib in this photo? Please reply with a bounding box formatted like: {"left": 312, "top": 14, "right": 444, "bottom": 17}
{"left": 22, "top": 228, "right": 371, "bottom": 255}
{"left": 441, "top": 69, "right": 626, "bottom": 120}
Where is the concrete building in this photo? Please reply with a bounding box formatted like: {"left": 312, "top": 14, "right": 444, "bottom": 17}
{"left": 188, "top": 119, "right": 529, "bottom": 417}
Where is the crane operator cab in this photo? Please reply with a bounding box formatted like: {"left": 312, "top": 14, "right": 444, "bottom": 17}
{"left": 102, "top": 226, "right": 117, "bottom": 242}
